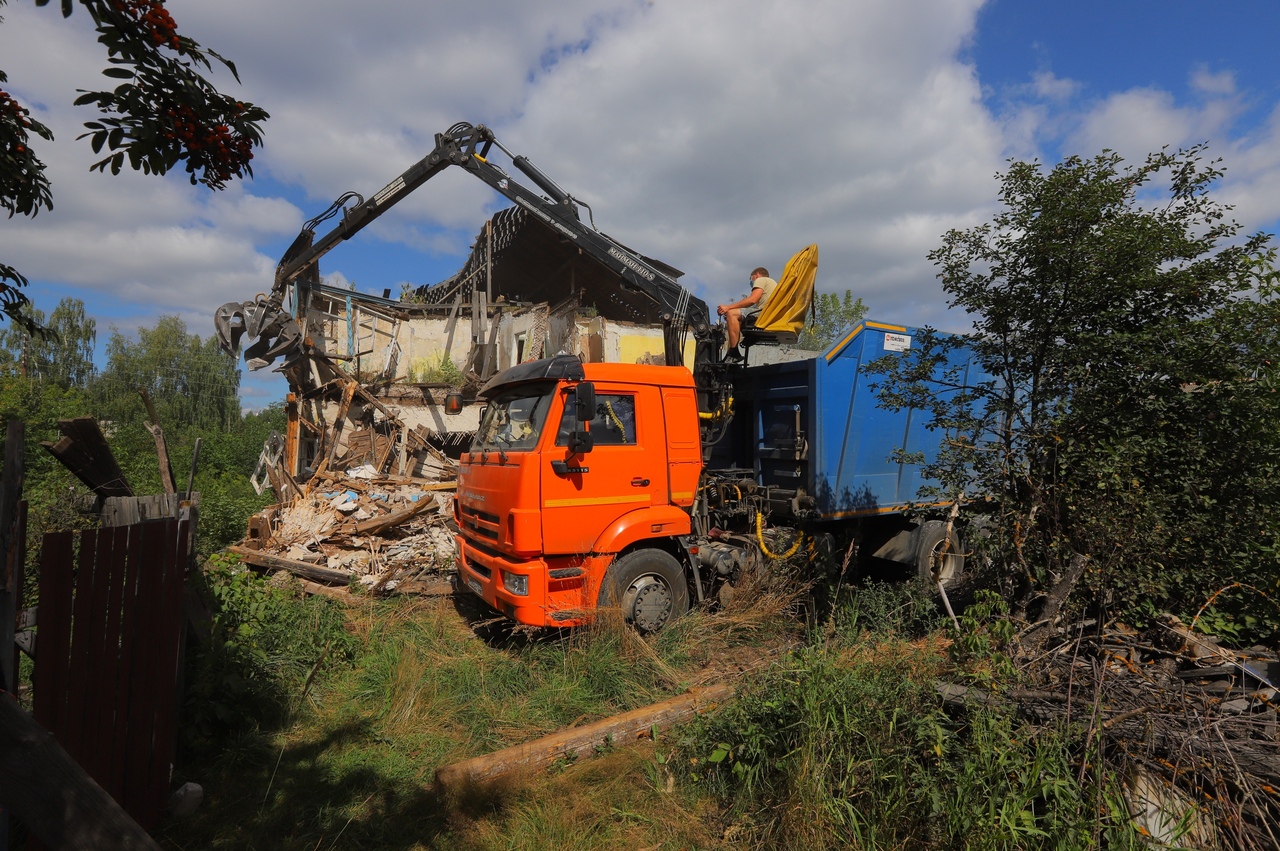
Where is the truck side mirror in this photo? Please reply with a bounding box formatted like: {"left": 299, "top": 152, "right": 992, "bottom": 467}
{"left": 574, "top": 382, "right": 596, "bottom": 422}
{"left": 444, "top": 391, "right": 464, "bottom": 415}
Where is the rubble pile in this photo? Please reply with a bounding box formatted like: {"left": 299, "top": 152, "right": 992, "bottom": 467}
{"left": 238, "top": 465, "right": 458, "bottom": 595}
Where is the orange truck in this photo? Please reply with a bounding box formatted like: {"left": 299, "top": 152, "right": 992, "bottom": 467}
{"left": 455, "top": 321, "right": 979, "bottom": 633}
{"left": 454, "top": 356, "right": 703, "bottom": 633}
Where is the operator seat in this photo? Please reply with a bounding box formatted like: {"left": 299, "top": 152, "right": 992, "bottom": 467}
{"left": 740, "top": 244, "right": 818, "bottom": 359}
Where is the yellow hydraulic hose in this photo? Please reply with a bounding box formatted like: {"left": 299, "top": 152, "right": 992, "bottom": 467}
{"left": 699, "top": 395, "right": 734, "bottom": 422}
{"left": 755, "top": 511, "right": 803, "bottom": 559}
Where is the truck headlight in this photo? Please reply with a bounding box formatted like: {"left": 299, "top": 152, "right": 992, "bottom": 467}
{"left": 503, "top": 571, "right": 529, "bottom": 596}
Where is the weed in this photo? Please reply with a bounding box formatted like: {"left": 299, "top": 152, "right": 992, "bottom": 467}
{"left": 409, "top": 352, "right": 465, "bottom": 385}
{"left": 182, "top": 556, "right": 358, "bottom": 756}
{"left": 831, "top": 579, "right": 946, "bottom": 640}
{"left": 680, "top": 631, "right": 1144, "bottom": 849}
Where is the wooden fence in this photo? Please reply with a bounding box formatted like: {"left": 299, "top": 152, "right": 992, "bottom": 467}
{"left": 32, "top": 515, "right": 193, "bottom": 834}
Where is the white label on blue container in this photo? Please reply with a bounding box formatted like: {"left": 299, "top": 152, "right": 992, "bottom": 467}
{"left": 884, "top": 333, "right": 911, "bottom": 352}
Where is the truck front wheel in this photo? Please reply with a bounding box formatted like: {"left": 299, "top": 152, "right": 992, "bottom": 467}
{"left": 598, "top": 549, "right": 690, "bottom": 633}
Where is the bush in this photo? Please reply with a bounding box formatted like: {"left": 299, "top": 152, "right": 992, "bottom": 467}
{"left": 680, "top": 634, "right": 1142, "bottom": 849}
{"left": 182, "top": 556, "right": 358, "bottom": 758}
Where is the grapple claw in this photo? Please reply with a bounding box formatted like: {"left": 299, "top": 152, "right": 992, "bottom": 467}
{"left": 214, "top": 302, "right": 248, "bottom": 355}
{"left": 244, "top": 296, "right": 274, "bottom": 339}
{"left": 214, "top": 295, "right": 302, "bottom": 368}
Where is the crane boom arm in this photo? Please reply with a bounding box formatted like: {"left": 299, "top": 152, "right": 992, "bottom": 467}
{"left": 272, "top": 122, "right": 712, "bottom": 362}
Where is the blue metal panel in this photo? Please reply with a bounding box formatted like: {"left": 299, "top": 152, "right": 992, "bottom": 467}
{"left": 751, "top": 358, "right": 814, "bottom": 490}
{"left": 741, "top": 321, "right": 982, "bottom": 521}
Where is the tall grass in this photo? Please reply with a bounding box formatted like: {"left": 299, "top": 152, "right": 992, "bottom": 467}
{"left": 678, "top": 587, "right": 1146, "bottom": 850}
{"left": 168, "top": 559, "right": 1151, "bottom": 850}
{"left": 164, "top": 567, "right": 801, "bottom": 849}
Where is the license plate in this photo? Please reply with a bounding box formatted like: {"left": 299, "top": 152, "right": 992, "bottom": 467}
{"left": 467, "top": 577, "right": 483, "bottom": 597}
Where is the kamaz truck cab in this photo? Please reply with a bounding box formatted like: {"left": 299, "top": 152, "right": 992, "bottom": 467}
{"left": 454, "top": 354, "right": 703, "bottom": 632}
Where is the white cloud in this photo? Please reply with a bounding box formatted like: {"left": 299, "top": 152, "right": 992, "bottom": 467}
{"left": 7, "top": 0, "right": 1279, "bottom": 378}
{"left": 11, "top": 0, "right": 999, "bottom": 332}
{"left": 1032, "top": 70, "right": 1078, "bottom": 101}
{"left": 1065, "top": 88, "right": 1195, "bottom": 160}
{"left": 1190, "top": 66, "right": 1236, "bottom": 97}
{"left": 504, "top": 0, "right": 998, "bottom": 326}
{"left": 1214, "top": 104, "right": 1280, "bottom": 233}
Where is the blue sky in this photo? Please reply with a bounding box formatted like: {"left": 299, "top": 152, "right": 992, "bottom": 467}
{"left": 2, "top": 0, "right": 1277, "bottom": 408}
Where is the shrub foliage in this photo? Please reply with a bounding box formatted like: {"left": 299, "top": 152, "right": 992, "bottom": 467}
{"left": 870, "top": 146, "right": 1280, "bottom": 639}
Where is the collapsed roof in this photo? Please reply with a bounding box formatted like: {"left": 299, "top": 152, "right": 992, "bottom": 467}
{"left": 416, "top": 206, "right": 693, "bottom": 326}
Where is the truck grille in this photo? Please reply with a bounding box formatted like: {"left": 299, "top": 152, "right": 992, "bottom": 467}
{"left": 459, "top": 505, "right": 500, "bottom": 541}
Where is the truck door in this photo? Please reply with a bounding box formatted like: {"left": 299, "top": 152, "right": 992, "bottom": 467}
{"left": 541, "top": 385, "right": 668, "bottom": 555}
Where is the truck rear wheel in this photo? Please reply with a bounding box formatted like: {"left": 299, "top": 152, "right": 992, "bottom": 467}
{"left": 915, "top": 520, "right": 964, "bottom": 589}
{"left": 598, "top": 549, "right": 690, "bottom": 633}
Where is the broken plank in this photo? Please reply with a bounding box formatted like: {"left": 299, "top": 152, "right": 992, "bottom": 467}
{"left": 297, "top": 578, "right": 358, "bottom": 602}
{"left": 351, "top": 495, "right": 437, "bottom": 536}
{"left": 41, "top": 436, "right": 133, "bottom": 499}
{"left": 227, "top": 546, "right": 352, "bottom": 586}
{"left": 433, "top": 682, "right": 735, "bottom": 794}
{"left": 57, "top": 418, "right": 134, "bottom": 497}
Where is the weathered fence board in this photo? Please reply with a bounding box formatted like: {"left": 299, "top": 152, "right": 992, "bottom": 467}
{"left": 31, "top": 516, "right": 193, "bottom": 834}
{"left": 101, "top": 493, "right": 200, "bottom": 528}
{"left": 33, "top": 533, "right": 74, "bottom": 736}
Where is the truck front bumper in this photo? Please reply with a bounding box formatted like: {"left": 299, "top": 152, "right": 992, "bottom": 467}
{"left": 455, "top": 533, "right": 602, "bottom": 627}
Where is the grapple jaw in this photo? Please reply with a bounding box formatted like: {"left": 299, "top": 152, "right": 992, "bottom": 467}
{"left": 214, "top": 295, "right": 302, "bottom": 369}
{"left": 214, "top": 301, "right": 248, "bottom": 355}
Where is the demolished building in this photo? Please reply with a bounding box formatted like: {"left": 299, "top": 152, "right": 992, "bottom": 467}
{"left": 270, "top": 203, "right": 704, "bottom": 489}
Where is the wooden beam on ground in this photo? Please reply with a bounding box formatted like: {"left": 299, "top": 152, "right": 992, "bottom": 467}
{"left": 433, "top": 682, "right": 735, "bottom": 794}
{"left": 350, "top": 495, "right": 437, "bottom": 536}
{"left": 227, "top": 546, "right": 352, "bottom": 586}
{"left": 297, "top": 578, "right": 357, "bottom": 602}
{"left": 0, "top": 690, "right": 161, "bottom": 850}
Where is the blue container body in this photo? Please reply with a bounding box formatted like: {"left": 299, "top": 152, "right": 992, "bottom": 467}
{"left": 719, "top": 321, "right": 983, "bottom": 521}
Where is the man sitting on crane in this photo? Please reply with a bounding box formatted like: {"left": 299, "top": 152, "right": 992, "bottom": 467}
{"left": 717, "top": 266, "right": 777, "bottom": 361}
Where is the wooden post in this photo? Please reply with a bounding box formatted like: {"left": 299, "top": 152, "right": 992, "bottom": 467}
{"left": 0, "top": 421, "right": 24, "bottom": 695}
{"left": 1, "top": 421, "right": 24, "bottom": 851}
{"left": 137, "top": 390, "right": 176, "bottom": 495}
{"left": 285, "top": 392, "right": 300, "bottom": 479}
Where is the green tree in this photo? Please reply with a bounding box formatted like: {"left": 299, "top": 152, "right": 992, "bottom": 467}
{"left": 0, "top": 296, "right": 96, "bottom": 385}
{"left": 91, "top": 315, "right": 278, "bottom": 553}
{"left": 0, "top": 0, "right": 268, "bottom": 331}
{"left": 873, "top": 146, "right": 1280, "bottom": 636}
{"left": 97, "top": 314, "right": 240, "bottom": 432}
{"left": 797, "top": 289, "right": 867, "bottom": 350}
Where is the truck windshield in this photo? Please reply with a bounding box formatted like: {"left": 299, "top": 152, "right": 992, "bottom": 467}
{"left": 473, "top": 386, "right": 555, "bottom": 453}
